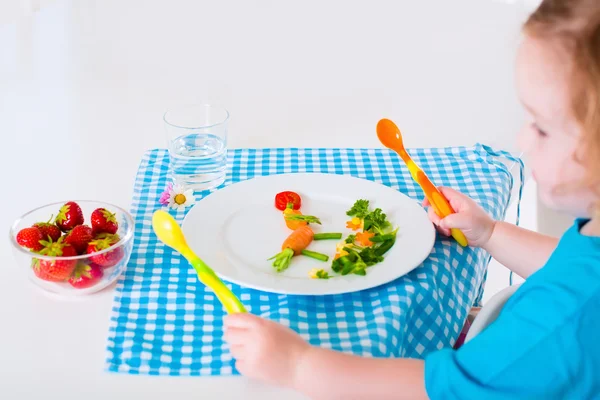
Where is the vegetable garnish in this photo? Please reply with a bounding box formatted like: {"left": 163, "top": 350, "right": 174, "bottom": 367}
{"left": 370, "top": 228, "right": 399, "bottom": 243}
{"left": 301, "top": 250, "right": 329, "bottom": 262}
{"left": 283, "top": 205, "right": 306, "bottom": 230}
{"left": 331, "top": 200, "right": 398, "bottom": 276}
{"left": 346, "top": 199, "right": 370, "bottom": 219}
{"left": 275, "top": 191, "right": 302, "bottom": 211}
{"left": 269, "top": 225, "right": 314, "bottom": 272}
{"left": 309, "top": 268, "right": 330, "bottom": 279}
{"left": 270, "top": 194, "right": 398, "bottom": 278}
{"left": 363, "top": 208, "right": 390, "bottom": 235}
{"left": 284, "top": 214, "right": 322, "bottom": 225}
{"left": 346, "top": 200, "right": 391, "bottom": 235}
{"left": 313, "top": 233, "right": 343, "bottom": 240}
{"left": 282, "top": 203, "right": 321, "bottom": 229}
{"left": 346, "top": 217, "right": 362, "bottom": 231}
{"left": 355, "top": 231, "right": 375, "bottom": 246}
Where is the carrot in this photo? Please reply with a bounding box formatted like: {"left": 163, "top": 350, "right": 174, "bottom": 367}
{"left": 283, "top": 207, "right": 307, "bottom": 230}
{"left": 283, "top": 205, "right": 321, "bottom": 230}
{"left": 356, "top": 231, "right": 375, "bottom": 246}
{"left": 282, "top": 225, "right": 314, "bottom": 255}
{"left": 269, "top": 225, "right": 314, "bottom": 272}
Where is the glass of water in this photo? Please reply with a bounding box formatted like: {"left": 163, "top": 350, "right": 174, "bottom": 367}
{"left": 163, "top": 104, "right": 229, "bottom": 191}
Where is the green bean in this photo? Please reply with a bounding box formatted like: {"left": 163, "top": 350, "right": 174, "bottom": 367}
{"left": 375, "top": 237, "right": 396, "bottom": 256}
{"left": 313, "top": 233, "right": 343, "bottom": 240}
{"left": 370, "top": 233, "right": 396, "bottom": 243}
{"left": 301, "top": 250, "right": 329, "bottom": 262}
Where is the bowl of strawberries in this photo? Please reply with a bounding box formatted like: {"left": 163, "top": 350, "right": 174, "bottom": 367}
{"left": 9, "top": 200, "right": 134, "bottom": 296}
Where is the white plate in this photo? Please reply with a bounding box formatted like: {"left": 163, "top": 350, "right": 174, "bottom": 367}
{"left": 182, "top": 173, "right": 435, "bottom": 295}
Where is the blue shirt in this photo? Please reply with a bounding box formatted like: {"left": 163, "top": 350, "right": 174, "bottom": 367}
{"left": 425, "top": 220, "right": 600, "bottom": 399}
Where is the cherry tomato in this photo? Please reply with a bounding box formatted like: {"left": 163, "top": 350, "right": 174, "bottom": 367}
{"left": 275, "top": 191, "right": 302, "bottom": 211}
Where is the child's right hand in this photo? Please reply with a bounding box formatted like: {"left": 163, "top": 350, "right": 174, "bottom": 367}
{"left": 422, "top": 187, "right": 496, "bottom": 248}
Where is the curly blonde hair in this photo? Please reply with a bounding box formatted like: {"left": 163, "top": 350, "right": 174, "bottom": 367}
{"left": 524, "top": 0, "right": 600, "bottom": 201}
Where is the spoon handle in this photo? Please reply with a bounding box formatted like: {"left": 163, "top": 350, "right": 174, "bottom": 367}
{"left": 415, "top": 171, "right": 469, "bottom": 247}
{"left": 187, "top": 255, "right": 247, "bottom": 313}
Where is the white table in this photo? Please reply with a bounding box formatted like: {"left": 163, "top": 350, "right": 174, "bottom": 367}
{"left": 0, "top": 1, "right": 537, "bottom": 398}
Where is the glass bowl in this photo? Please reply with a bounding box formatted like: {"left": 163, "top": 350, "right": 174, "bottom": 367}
{"left": 9, "top": 200, "right": 134, "bottom": 296}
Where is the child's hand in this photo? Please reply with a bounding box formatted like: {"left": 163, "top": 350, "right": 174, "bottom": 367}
{"left": 224, "top": 313, "right": 310, "bottom": 387}
{"left": 422, "top": 187, "right": 496, "bottom": 248}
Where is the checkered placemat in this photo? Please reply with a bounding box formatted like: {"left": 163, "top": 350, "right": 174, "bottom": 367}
{"left": 106, "top": 145, "right": 523, "bottom": 376}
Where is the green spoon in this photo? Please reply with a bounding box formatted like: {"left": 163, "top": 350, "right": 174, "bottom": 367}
{"left": 152, "top": 210, "right": 246, "bottom": 314}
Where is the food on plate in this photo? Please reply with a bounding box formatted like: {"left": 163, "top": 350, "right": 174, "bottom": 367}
{"left": 313, "top": 233, "right": 342, "bottom": 240}
{"left": 346, "top": 217, "right": 362, "bottom": 231}
{"left": 355, "top": 231, "right": 375, "bottom": 246}
{"left": 274, "top": 191, "right": 302, "bottom": 211}
{"left": 270, "top": 195, "right": 398, "bottom": 278}
{"left": 269, "top": 225, "right": 314, "bottom": 272}
{"left": 309, "top": 268, "right": 330, "bottom": 279}
{"left": 55, "top": 201, "right": 84, "bottom": 232}
{"left": 284, "top": 212, "right": 321, "bottom": 227}
{"left": 282, "top": 204, "right": 321, "bottom": 230}
{"left": 284, "top": 209, "right": 320, "bottom": 231}
{"left": 301, "top": 249, "right": 329, "bottom": 262}
{"left": 330, "top": 200, "right": 398, "bottom": 276}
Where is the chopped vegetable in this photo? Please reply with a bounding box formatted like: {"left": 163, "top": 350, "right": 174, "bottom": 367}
{"left": 269, "top": 225, "right": 314, "bottom": 272}
{"left": 331, "top": 228, "right": 397, "bottom": 276}
{"left": 271, "top": 193, "right": 397, "bottom": 278}
{"left": 345, "top": 200, "right": 392, "bottom": 235}
{"left": 283, "top": 203, "right": 321, "bottom": 230}
{"left": 363, "top": 208, "right": 390, "bottom": 235}
{"left": 346, "top": 199, "right": 370, "bottom": 219}
{"left": 269, "top": 248, "right": 294, "bottom": 272}
{"left": 283, "top": 205, "right": 307, "bottom": 230}
{"left": 275, "top": 191, "right": 301, "bottom": 211}
{"left": 301, "top": 249, "right": 329, "bottom": 262}
{"left": 285, "top": 214, "right": 322, "bottom": 225}
{"left": 346, "top": 217, "right": 362, "bottom": 231}
{"left": 313, "top": 233, "right": 342, "bottom": 240}
{"left": 370, "top": 229, "right": 399, "bottom": 243}
{"left": 309, "top": 268, "right": 330, "bottom": 279}
{"left": 358, "top": 247, "right": 384, "bottom": 265}
{"left": 374, "top": 235, "right": 396, "bottom": 256}
{"left": 355, "top": 231, "right": 375, "bottom": 246}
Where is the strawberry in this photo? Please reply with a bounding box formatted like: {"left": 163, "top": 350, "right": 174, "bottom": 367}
{"left": 32, "top": 238, "right": 78, "bottom": 282}
{"left": 68, "top": 262, "right": 103, "bottom": 289}
{"left": 16, "top": 227, "right": 44, "bottom": 251}
{"left": 87, "top": 233, "right": 124, "bottom": 269}
{"left": 64, "top": 225, "right": 93, "bottom": 254}
{"left": 33, "top": 219, "right": 62, "bottom": 242}
{"left": 55, "top": 201, "right": 84, "bottom": 232}
{"left": 91, "top": 208, "right": 118, "bottom": 235}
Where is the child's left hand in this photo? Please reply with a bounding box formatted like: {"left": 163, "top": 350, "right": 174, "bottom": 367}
{"left": 224, "top": 313, "right": 310, "bottom": 387}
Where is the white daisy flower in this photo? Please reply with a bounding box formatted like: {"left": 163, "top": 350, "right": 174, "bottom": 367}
{"left": 167, "top": 184, "right": 196, "bottom": 210}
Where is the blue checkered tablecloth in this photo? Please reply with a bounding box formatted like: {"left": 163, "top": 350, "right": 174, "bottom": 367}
{"left": 106, "top": 145, "right": 523, "bottom": 376}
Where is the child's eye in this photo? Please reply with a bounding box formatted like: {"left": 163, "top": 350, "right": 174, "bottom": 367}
{"left": 531, "top": 123, "right": 548, "bottom": 138}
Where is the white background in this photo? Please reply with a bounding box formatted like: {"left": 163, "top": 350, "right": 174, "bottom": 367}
{"left": 0, "top": 0, "right": 561, "bottom": 398}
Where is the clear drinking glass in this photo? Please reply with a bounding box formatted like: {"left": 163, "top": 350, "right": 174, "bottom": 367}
{"left": 163, "top": 104, "right": 229, "bottom": 191}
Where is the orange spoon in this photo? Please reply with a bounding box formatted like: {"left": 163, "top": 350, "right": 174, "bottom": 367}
{"left": 376, "top": 118, "right": 468, "bottom": 247}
